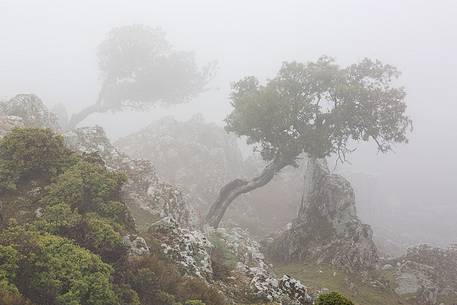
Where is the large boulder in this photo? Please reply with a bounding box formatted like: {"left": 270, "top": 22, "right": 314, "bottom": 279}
{"left": 269, "top": 159, "right": 379, "bottom": 274}
{"left": 391, "top": 244, "right": 457, "bottom": 305}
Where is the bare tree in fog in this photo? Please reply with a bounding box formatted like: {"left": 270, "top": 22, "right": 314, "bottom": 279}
{"left": 206, "top": 56, "right": 412, "bottom": 228}
{"left": 67, "top": 24, "right": 214, "bottom": 129}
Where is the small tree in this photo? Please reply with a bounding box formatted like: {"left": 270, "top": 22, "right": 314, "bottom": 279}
{"left": 206, "top": 56, "right": 412, "bottom": 228}
{"left": 68, "top": 24, "right": 214, "bottom": 129}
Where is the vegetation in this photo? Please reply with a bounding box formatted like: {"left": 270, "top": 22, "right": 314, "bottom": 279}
{"left": 0, "top": 128, "right": 74, "bottom": 193}
{"left": 316, "top": 292, "right": 354, "bottom": 305}
{"left": 206, "top": 56, "right": 412, "bottom": 227}
{"left": 68, "top": 24, "right": 215, "bottom": 129}
{"left": 0, "top": 128, "right": 224, "bottom": 305}
{"left": 275, "top": 263, "right": 412, "bottom": 305}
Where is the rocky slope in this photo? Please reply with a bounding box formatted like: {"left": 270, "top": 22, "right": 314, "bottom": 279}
{"left": 0, "top": 94, "right": 314, "bottom": 304}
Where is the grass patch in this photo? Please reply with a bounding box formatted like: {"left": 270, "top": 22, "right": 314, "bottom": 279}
{"left": 274, "top": 263, "right": 414, "bottom": 305}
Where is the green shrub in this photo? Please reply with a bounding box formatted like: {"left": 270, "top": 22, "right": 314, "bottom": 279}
{"left": 0, "top": 128, "right": 74, "bottom": 192}
{"left": 40, "top": 160, "right": 131, "bottom": 229}
{"left": 316, "top": 292, "right": 354, "bottom": 305}
{"left": 123, "top": 255, "right": 226, "bottom": 305}
{"left": 0, "top": 228, "right": 119, "bottom": 305}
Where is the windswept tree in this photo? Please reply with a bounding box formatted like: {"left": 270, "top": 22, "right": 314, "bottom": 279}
{"left": 206, "top": 56, "right": 412, "bottom": 228}
{"left": 68, "top": 24, "right": 214, "bottom": 129}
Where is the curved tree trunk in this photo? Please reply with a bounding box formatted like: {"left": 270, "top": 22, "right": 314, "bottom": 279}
{"left": 67, "top": 83, "right": 108, "bottom": 130}
{"left": 67, "top": 103, "right": 102, "bottom": 130}
{"left": 205, "top": 158, "right": 289, "bottom": 228}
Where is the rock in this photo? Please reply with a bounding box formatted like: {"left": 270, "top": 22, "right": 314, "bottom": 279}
{"left": 123, "top": 234, "right": 150, "bottom": 256}
{"left": 149, "top": 217, "right": 213, "bottom": 279}
{"left": 382, "top": 264, "right": 393, "bottom": 270}
{"left": 64, "top": 126, "right": 199, "bottom": 229}
{"left": 213, "top": 227, "right": 313, "bottom": 304}
{"left": 269, "top": 159, "right": 378, "bottom": 273}
{"left": 391, "top": 244, "right": 457, "bottom": 305}
{"left": 0, "top": 94, "right": 60, "bottom": 130}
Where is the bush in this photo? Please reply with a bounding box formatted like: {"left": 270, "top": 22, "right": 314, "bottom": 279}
{"left": 316, "top": 292, "right": 354, "bottom": 305}
{"left": 40, "top": 160, "right": 131, "bottom": 229}
{"left": 122, "top": 255, "right": 226, "bottom": 305}
{"left": 0, "top": 228, "right": 120, "bottom": 305}
{"left": 0, "top": 128, "right": 74, "bottom": 192}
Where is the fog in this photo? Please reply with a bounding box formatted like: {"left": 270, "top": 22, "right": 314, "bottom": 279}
{"left": 1, "top": 0, "right": 456, "bottom": 247}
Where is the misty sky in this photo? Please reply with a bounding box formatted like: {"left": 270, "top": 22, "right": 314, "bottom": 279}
{"left": 1, "top": 0, "right": 456, "bottom": 245}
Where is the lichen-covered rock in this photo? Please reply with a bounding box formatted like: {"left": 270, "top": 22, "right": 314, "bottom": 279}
{"left": 213, "top": 227, "right": 313, "bottom": 304}
{"left": 149, "top": 217, "right": 213, "bottom": 279}
{"left": 391, "top": 244, "right": 457, "bottom": 305}
{"left": 64, "top": 126, "right": 199, "bottom": 229}
{"left": 123, "top": 234, "right": 150, "bottom": 256}
{"left": 0, "top": 94, "right": 60, "bottom": 130}
{"left": 269, "top": 159, "right": 378, "bottom": 274}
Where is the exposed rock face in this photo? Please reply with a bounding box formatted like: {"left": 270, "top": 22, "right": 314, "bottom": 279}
{"left": 0, "top": 94, "right": 60, "bottom": 130}
{"left": 269, "top": 159, "right": 378, "bottom": 273}
{"left": 149, "top": 221, "right": 314, "bottom": 304}
{"left": 123, "top": 234, "right": 150, "bottom": 256}
{"left": 64, "top": 126, "right": 199, "bottom": 229}
{"left": 392, "top": 244, "right": 457, "bottom": 305}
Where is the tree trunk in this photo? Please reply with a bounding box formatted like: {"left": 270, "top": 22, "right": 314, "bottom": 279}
{"left": 67, "top": 103, "right": 102, "bottom": 130}
{"left": 205, "top": 158, "right": 289, "bottom": 228}
{"left": 297, "top": 157, "right": 329, "bottom": 217}
{"left": 67, "top": 82, "right": 108, "bottom": 130}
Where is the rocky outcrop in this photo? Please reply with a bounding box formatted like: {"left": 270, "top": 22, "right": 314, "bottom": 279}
{"left": 0, "top": 94, "right": 60, "bottom": 130}
{"left": 391, "top": 244, "right": 457, "bottom": 305}
{"left": 149, "top": 220, "right": 314, "bottom": 304}
{"left": 64, "top": 126, "right": 199, "bottom": 229}
{"left": 269, "top": 159, "right": 379, "bottom": 274}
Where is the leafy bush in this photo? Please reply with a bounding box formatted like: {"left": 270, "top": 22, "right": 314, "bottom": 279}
{"left": 316, "top": 292, "right": 354, "bottom": 305}
{"left": 0, "top": 128, "right": 74, "bottom": 192}
{"left": 123, "top": 255, "right": 226, "bottom": 305}
{"left": 40, "top": 160, "right": 131, "bottom": 229}
{"left": 0, "top": 228, "right": 119, "bottom": 305}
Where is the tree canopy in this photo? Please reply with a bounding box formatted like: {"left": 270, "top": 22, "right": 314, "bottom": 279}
{"left": 68, "top": 24, "right": 215, "bottom": 128}
{"left": 206, "top": 56, "right": 412, "bottom": 227}
{"left": 226, "top": 56, "right": 412, "bottom": 164}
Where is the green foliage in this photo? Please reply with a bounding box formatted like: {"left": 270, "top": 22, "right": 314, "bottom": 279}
{"left": 316, "top": 292, "right": 354, "bottom": 305}
{"left": 34, "top": 203, "right": 81, "bottom": 235}
{"left": 79, "top": 214, "right": 126, "bottom": 264}
{"left": 0, "top": 228, "right": 119, "bottom": 305}
{"left": 226, "top": 57, "right": 412, "bottom": 163}
{"left": 123, "top": 255, "right": 226, "bottom": 305}
{"left": 0, "top": 245, "right": 20, "bottom": 294}
{"left": 0, "top": 128, "right": 74, "bottom": 192}
{"left": 96, "top": 24, "right": 212, "bottom": 111}
{"left": 0, "top": 127, "right": 227, "bottom": 305}
{"left": 40, "top": 160, "right": 131, "bottom": 229}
